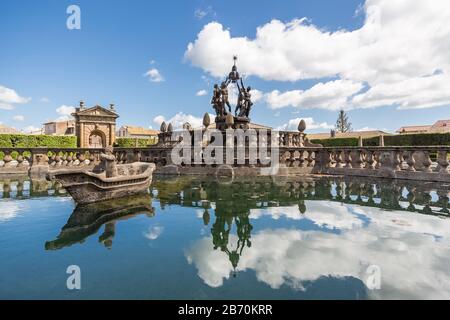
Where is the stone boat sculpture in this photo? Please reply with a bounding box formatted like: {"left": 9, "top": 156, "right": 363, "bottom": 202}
{"left": 48, "top": 146, "right": 156, "bottom": 205}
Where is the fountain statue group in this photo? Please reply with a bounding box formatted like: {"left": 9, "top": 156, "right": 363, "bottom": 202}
{"left": 211, "top": 56, "right": 253, "bottom": 119}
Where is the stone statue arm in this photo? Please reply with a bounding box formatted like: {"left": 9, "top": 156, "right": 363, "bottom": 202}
{"left": 100, "top": 153, "right": 116, "bottom": 161}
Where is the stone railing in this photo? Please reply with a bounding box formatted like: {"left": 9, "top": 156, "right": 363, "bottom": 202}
{"left": 0, "top": 148, "right": 105, "bottom": 178}
{"left": 0, "top": 145, "right": 449, "bottom": 182}
{"left": 315, "top": 146, "right": 450, "bottom": 182}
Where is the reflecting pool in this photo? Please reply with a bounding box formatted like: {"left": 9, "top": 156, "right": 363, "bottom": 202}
{"left": 0, "top": 175, "right": 449, "bottom": 299}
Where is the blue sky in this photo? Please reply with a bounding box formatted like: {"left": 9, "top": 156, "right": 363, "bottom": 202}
{"left": 1, "top": 0, "right": 449, "bottom": 133}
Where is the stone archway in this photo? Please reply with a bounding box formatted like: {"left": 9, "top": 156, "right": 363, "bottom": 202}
{"left": 89, "top": 130, "right": 106, "bottom": 148}
{"left": 73, "top": 104, "right": 119, "bottom": 148}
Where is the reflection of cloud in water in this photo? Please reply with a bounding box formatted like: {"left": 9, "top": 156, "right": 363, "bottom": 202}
{"left": 250, "top": 201, "right": 363, "bottom": 230}
{"left": 143, "top": 225, "right": 164, "bottom": 240}
{"left": 186, "top": 202, "right": 450, "bottom": 299}
{"left": 0, "top": 201, "right": 24, "bottom": 222}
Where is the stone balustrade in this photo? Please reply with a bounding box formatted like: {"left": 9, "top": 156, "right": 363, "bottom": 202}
{"left": 316, "top": 146, "right": 450, "bottom": 182}
{"left": 0, "top": 145, "right": 449, "bottom": 182}
{"left": 0, "top": 148, "right": 104, "bottom": 178}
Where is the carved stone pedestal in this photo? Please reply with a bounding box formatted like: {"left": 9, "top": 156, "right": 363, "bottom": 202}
{"left": 215, "top": 115, "right": 250, "bottom": 131}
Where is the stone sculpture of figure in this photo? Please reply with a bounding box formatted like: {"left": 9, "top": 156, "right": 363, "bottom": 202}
{"left": 235, "top": 86, "right": 246, "bottom": 116}
{"left": 100, "top": 145, "right": 118, "bottom": 178}
{"left": 220, "top": 82, "right": 232, "bottom": 114}
{"left": 211, "top": 84, "right": 224, "bottom": 117}
{"left": 243, "top": 86, "right": 253, "bottom": 118}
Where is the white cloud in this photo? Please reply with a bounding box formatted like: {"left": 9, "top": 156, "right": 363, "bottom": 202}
{"left": 355, "top": 126, "right": 387, "bottom": 132}
{"left": 196, "top": 89, "right": 208, "bottom": 96}
{"left": 0, "top": 85, "right": 30, "bottom": 110}
{"left": 194, "top": 9, "right": 208, "bottom": 20}
{"left": 194, "top": 6, "right": 215, "bottom": 20}
{"left": 13, "top": 115, "right": 24, "bottom": 122}
{"left": 186, "top": 201, "right": 450, "bottom": 298}
{"left": 266, "top": 80, "right": 364, "bottom": 110}
{"left": 143, "top": 225, "right": 164, "bottom": 240}
{"left": 40, "top": 97, "right": 50, "bottom": 103}
{"left": 153, "top": 112, "right": 216, "bottom": 130}
{"left": 23, "top": 125, "right": 42, "bottom": 133}
{"left": 276, "top": 117, "right": 333, "bottom": 131}
{"left": 55, "top": 105, "right": 75, "bottom": 121}
{"left": 185, "top": 0, "right": 450, "bottom": 110}
{"left": 144, "top": 68, "right": 164, "bottom": 82}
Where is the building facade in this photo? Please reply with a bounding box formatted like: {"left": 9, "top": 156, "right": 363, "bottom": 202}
{"left": 43, "top": 120, "right": 75, "bottom": 136}
{"left": 0, "top": 124, "right": 19, "bottom": 134}
{"left": 397, "top": 120, "right": 450, "bottom": 134}
{"left": 117, "top": 126, "right": 159, "bottom": 139}
{"left": 72, "top": 101, "right": 119, "bottom": 148}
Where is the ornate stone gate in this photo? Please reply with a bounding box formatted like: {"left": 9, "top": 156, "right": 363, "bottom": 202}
{"left": 72, "top": 101, "right": 119, "bottom": 148}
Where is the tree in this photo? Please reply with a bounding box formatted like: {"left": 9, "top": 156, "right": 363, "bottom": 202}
{"left": 335, "top": 110, "right": 352, "bottom": 133}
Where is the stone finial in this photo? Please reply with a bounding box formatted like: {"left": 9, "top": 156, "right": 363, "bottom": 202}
{"left": 160, "top": 121, "right": 167, "bottom": 133}
{"left": 79, "top": 100, "right": 85, "bottom": 109}
{"left": 167, "top": 123, "right": 173, "bottom": 133}
{"left": 203, "top": 113, "right": 211, "bottom": 128}
{"left": 225, "top": 113, "right": 234, "bottom": 127}
{"left": 109, "top": 103, "right": 115, "bottom": 111}
{"left": 358, "top": 136, "right": 363, "bottom": 147}
{"left": 379, "top": 134, "right": 385, "bottom": 147}
{"left": 298, "top": 119, "right": 306, "bottom": 133}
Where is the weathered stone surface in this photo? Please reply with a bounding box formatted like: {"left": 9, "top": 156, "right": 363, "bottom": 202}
{"left": 50, "top": 161, "right": 156, "bottom": 204}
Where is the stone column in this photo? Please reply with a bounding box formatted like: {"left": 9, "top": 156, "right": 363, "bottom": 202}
{"left": 79, "top": 122, "right": 85, "bottom": 148}
{"left": 110, "top": 124, "right": 116, "bottom": 146}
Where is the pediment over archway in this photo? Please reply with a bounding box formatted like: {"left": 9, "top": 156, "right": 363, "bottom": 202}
{"left": 73, "top": 105, "right": 119, "bottom": 118}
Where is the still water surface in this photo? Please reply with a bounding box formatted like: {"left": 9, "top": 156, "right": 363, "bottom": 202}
{"left": 0, "top": 175, "right": 449, "bottom": 299}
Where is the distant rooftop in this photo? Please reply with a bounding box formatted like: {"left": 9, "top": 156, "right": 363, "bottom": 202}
{"left": 397, "top": 119, "right": 450, "bottom": 134}
{"left": 121, "top": 125, "right": 159, "bottom": 135}
{"left": 307, "top": 130, "right": 389, "bottom": 140}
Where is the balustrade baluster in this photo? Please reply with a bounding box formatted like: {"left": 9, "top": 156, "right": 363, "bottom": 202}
{"left": 3, "top": 151, "right": 13, "bottom": 167}
{"left": 394, "top": 150, "right": 402, "bottom": 171}
{"left": 437, "top": 150, "right": 449, "bottom": 173}
{"left": 307, "top": 151, "right": 314, "bottom": 167}
{"left": 344, "top": 150, "right": 352, "bottom": 169}
{"left": 336, "top": 150, "right": 344, "bottom": 168}
{"left": 405, "top": 151, "right": 415, "bottom": 171}
{"left": 422, "top": 151, "right": 432, "bottom": 173}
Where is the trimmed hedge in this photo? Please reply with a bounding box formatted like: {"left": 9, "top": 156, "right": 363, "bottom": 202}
{"left": 310, "top": 137, "right": 358, "bottom": 147}
{"left": 310, "top": 133, "right": 450, "bottom": 147}
{"left": 0, "top": 134, "right": 77, "bottom": 148}
{"left": 114, "top": 137, "right": 158, "bottom": 148}
{"left": 0, "top": 134, "right": 78, "bottom": 161}
{"left": 363, "top": 133, "right": 450, "bottom": 146}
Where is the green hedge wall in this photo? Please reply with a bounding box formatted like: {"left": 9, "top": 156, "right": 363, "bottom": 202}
{"left": 0, "top": 134, "right": 77, "bottom": 148}
{"left": 114, "top": 137, "right": 158, "bottom": 148}
{"left": 309, "top": 137, "right": 359, "bottom": 147}
{"left": 363, "top": 133, "right": 450, "bottom": 146}
{"left": 310, "top": 133, "right": 450, "bottom": 147}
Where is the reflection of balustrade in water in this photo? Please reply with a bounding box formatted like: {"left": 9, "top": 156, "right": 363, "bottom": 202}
{"left": 0, "top": 178, "right": 67, "bottom": 199}
{"left": 151, "top": 176, "right": 449, "bottom": 217}
{"left": 3, "top": 175, "right": 445, "bottom": 217}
